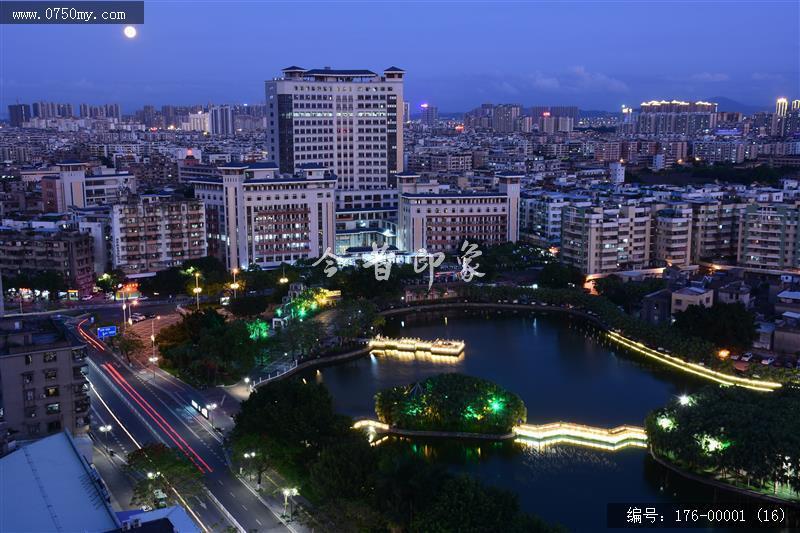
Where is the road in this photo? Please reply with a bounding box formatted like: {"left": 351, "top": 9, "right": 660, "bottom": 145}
{"left": 75, "top": 318, "right": 291, "bottom": 533}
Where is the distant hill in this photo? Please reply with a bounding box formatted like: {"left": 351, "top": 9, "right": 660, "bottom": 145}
{"left": 707, "top": 96, "right": 768, "bottom": 115}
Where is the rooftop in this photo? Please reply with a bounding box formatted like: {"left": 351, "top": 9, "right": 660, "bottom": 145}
{"left": 0, "top": 432, "right": 119, "bottom": 532}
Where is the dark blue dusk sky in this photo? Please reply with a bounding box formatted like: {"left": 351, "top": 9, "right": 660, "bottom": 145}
{"left": 1, "top": 0, "right": 798, "bottom": 114}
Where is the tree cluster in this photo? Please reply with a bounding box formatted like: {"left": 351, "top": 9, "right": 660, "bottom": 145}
{"left": 646, "top": 386, "right": 800, "bottom": 498}
{"left": 230, "top": 379, "right": 559, "bottom": 532}
{"left": 155, "top": 309, "right": 262, "bottom": 385}
{"left": 673, "top": 302, "right": 758, "bottom": 354}
{"left": 375, "top": 373, "right": 527, "bottom": 434}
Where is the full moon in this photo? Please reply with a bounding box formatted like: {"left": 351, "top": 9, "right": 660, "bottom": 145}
{"left": 123, "top": 26, "right": 137, "bottom": 39}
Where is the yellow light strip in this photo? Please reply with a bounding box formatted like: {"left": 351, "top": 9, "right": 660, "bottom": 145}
{"left": 368, "top": 336, "right": 465, "bottom": 357}
{"left": 353, "top": 419, "right": 648, "bottom": 452}
{"left": 606, "top": 331, "right": 780, "bottom": 392}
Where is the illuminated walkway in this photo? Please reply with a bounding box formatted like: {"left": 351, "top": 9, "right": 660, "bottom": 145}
{"left": 606, "top": 331, "right": 782, "bottom": 392}
{"left": 353, "top": 419, "right": 648, "bottom": 452}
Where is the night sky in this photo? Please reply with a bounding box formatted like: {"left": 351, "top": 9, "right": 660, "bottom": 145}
{"left": 1, "top": 0, "right": 798, "bottom": 113}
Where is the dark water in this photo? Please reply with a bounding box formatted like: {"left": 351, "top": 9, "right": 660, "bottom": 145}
{"left": 312, "top": 309, "right": 782, "bottom": 531}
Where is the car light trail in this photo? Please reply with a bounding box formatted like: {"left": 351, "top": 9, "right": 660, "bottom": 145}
{"left": 91, "top": 379, "right": 211, "bottom": 532}
{"left": 102, "top": 362, "right": 213, "bottom": 473}
{"left": 606, "top": 331, "right": 781, "bottom": 392}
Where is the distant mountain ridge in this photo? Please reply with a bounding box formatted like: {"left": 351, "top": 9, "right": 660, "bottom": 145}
{"left": 706, "top": 96, "right": 768, "bottom": 115}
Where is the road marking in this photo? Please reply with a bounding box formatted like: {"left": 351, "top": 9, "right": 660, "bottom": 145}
{"left": 241, "top": 505, "right": 248, "bottom": 511}
{"left": 256, "top": 519, "right": 262, "bottom": 526}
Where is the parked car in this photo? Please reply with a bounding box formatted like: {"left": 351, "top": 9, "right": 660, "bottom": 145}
{"left": 761, "top": 357, "right": 775, "bottom": 366}
{"left": 730, "top": 353, "right": 740, "bottom": 360}
{"left": 741, "top": 353, "right": 753, "bottom": 362}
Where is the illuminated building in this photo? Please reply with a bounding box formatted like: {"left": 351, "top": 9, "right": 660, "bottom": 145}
{"left": 110, "top": 194, "right": 207, "bottom": 276}
{"left": 776, "top": 97, "right": 789, "bottom": 117}
{"left": 636, "top": 100, "right": 717, "bottom": 134}
{"left": 265, "top": 66, "right": 404, "bottom": 252}
{"left": 420, "top": 102, "right": 438, "bottom": 126}
{"left": 396, "top": 171, "right": 520, "bottom": 253}
{"left": 190, "top": 162, "right": 336, "bottom": 269}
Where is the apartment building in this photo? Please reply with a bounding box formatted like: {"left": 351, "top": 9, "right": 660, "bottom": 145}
{"left": 397, "top": 172, "right": 520, "bottom": 253}
{"left": 41, "top": 161, "right": 136, "bottom": 212}
{"left": 191, "top": 162, "right": 337, "bottom": 269}
{"left": 688, "top": 199, "right": 745, "bottom": 262}
{"left": 0, "top": 318, "right": 90, "bottom": 446}
{"left": 737, "top": 204, "right": 800, "bottom": 270}
{"left": 0, "top": 223, "right": 95, "bottom": 295}
{"left": 520, "top": 191, "right": 591, "bottom": 247}
{"left": 560, "top": 204, "right": 651, "bottom": 275}
{"left": 692, "top": 141, "right": 746, "bottom": 164}
{"left": 110, "top": 195, "right": 207, "bottom": 276}
{"left": 652, "top": 205, "right": 693, "bottom": 267}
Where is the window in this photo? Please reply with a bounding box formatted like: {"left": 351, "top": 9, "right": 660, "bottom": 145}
{"left": 24, "top": 389, "right": 35, "bottom": 402}
{"left": 44, "top": 386, "right": 59, "bottom": 398}
{"left": 24, "top": 354, "right": 32, "bottom": 365}
{"left": 46, "top": 403, "right": 60, "bottom": 415}
{"left": 43, "top": 352, "right": 57, "bottom": 363}
{"left": 47, "top": 420, "right": 62, "bottom": 433}
{"left": 44, "top": 369, "right": 57, "bottom": 381}
{"left": 22, "top": 373, "right": 33, "bottom": 385}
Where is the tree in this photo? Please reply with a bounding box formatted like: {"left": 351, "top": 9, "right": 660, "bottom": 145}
{"left": 228, "top": 295, "right": 268, "bottom": 317}
{"left": 537, "top": 262, "right": 584, "bottom": 289}
{"left": 411, "top": 476, "right": 557, "bottom": 533}
{"left": 126, "top": 443, "right": 204, "bottom": 507}
{"left": 673, "top": 302, "right": 757, "bottom": 353}
{"left": 595, "top": 275, "right": 666, "bottom": 313}
{"left": 308, "top": 431, "right": 376, "bottom": 501}
{"left": 117, "top": 331, "right": 145, "bottom": 364}
{"left": 97, "top": 269, "right": 126, "bottom": 294}
{"left": 331, "top": 299, "right": 378, "bottom": 346}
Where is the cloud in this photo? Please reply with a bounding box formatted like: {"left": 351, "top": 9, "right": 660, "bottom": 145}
{"left": 751, "top": 72, "right": 784, "bottom": 81}
{"left": 565, "top": 66, "right": 629, "bottom": 93}
{"left": 689, "top": 72, "right": 730, "bottom": 82}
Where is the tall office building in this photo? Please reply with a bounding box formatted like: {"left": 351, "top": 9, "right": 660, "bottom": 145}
{"left": 792, "top": 99, "right": 800, "bottom": 112}
{"left": 265, "top": 66, "right": 404, "bottom": 189}
{"left": 776, "top": 97, "right": 789, "bottom": 117}
{"left": 210, "top": 105, "right": 234, "bottom": 136}
{"left": 7, "top": 104, "right": 31, "bottom": 127}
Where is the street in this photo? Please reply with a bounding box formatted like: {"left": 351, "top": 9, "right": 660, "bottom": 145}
{"left": 74, "top": 318, "right": 294, "bottom": 532}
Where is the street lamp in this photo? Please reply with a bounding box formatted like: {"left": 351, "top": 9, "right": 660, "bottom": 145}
{"left": 282, "top": 487, "right": 299, "bottom": 519}
{"left": 98, "top": 424, "right": 112, "bottom": 452}
{"left": 205, "top": 402, "right": 218, "bottom": 428}
{"left": 193, "top": 272, "right": 202, "bottom": 311}
{"left": 149, "top": 315, "right": 161, "bottom": 379}
{"left": 230, "top": 268, "right": 240, "bottom": 299}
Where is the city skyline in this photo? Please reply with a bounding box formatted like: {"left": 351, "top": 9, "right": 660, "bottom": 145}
{"left": 1, "top": 1, "right": 798, "bottom": 114}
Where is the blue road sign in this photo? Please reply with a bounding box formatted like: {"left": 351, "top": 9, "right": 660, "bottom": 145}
{"left": 97, "top": 326, "right": 117, "bottom": 339}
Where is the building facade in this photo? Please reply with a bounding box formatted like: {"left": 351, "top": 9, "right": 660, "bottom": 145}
{"left": 191, "top": 162, "right": 337, "bottom": 269}
{"left": 0, "top": 318, "right": 90, "bottom": 445}
{"left": 110, "top": 195, "right": 207, "bottom": 276}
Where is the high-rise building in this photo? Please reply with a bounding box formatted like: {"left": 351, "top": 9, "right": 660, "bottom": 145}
{"left": 7, "top": 104, "right": 31, "bottom": 127}
{"left": 210, "top": 105, "right": 234, "bottom": 136}
{"left": 492, "top": 104, "right": 521, "bottom": 133}
{"left": 636, "top": 100, "right": 717, "bottom": 135}
{"left": 776, "top": 97, "right": 789, "bottom": 117}
{"left": 190, "top": 162, "right": 336, "bottom": 269}
{"left": 420, "top": 103, "right": 438, "bottom": 126}
{"left": 265, "top": 66, "right": 404, "bottom": 190}
{"left": 792, "top": 99, "right": 800, "bottom": 112}
{"left": 110, "top": 194, "right": 207, "bottom": 276}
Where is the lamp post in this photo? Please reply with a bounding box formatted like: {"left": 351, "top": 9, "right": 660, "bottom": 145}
{"left": 241, "top": 451, "right": 255, "bottom": 476}
{"left": 282, "top": 487, "right": 298, "bottom": 519}
{"left": 205, "top": 402, "right": 217, "bottom": 429}
{"left": 193, "top": 272, "right": 202, "bottom": 311}
{"left": 230, "top": 268, "right": 240, "bottom": 299}
{"left": 98, "top": 424, "right": 112, "bottom": 452}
